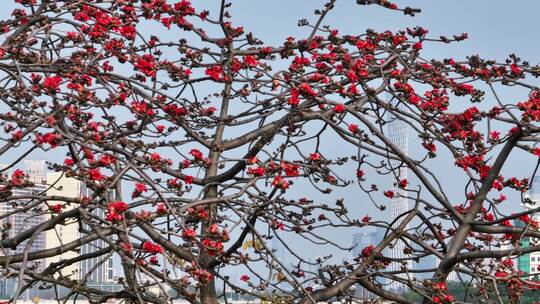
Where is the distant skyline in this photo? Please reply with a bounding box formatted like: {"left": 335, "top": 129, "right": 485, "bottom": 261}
{"left": 0, "top": 161, "right": 118, "bottom": 299}
{"left": 2, "top": 2, "right": 540, "bottom": 295}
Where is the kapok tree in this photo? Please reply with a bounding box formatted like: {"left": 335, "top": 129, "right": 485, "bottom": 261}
{"left": 1, "top": 0, "right": 540, "bottom": 303}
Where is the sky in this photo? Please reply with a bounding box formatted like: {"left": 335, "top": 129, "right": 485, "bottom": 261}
{"left": 2, "top": 0, "right": 540, "bottom": 277}
{"left": 174, "top": 0, "right": 540, "bottom": 268}
{"left": 215, "top": 0, "right": 540, "bottom": 251}
{"left": 226, "top": 1, "right": 540, "bottom": 59}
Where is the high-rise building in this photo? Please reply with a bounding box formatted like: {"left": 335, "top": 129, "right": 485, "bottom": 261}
{"left": 352, "top": 230, "right": 385, "bottom": 300}
{"left": 46, "top": 172, "right": 116, "bottom": 286}
{"left": 79, "top": 207, "right": 116, "bottom": 286}
{"left": 0, "top": 160, "right": 47, "bottom": 298}
{"left": 352, "top": 229, "right": 385, "bottom": 257}
{"left": 0, "top": 162, "right": 118, "bottom": 298}
{"left": 516, "top": 175, "right": 540, "bottom": 275}
{"left": 45, "top": 171, "right": 85, "bottom": 280}
{"left": 0, "top": 160, "right": 47, "bottom": 262}
{"left": 414, "top": 254, "right": 438, "bottom": 281}
{"left": 0, "top": 160, "right": 47, "bottom": 256}
{"left": 411, "top": 249, "right": 461, "bottom": 282}
{"left": 271, "top": 234, "right": 291, "bottom": 291}
{"left": 387, "top": 101, "right": 411, "bottom": 291}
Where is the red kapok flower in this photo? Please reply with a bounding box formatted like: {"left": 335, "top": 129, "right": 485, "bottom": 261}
{"left": 361, "top": 245, "right": 375, "bottom": 257}
{"left": 119, "top": 25, "right": 136, "bottom": 40}
{"left": 134, "top": 54, "right": 157, "bottom": 77}
{"left": 281, "top": 162, "right": 300, "bottom": 177}
{"left": 109, "top": 201, "right": 129, "bottom": 213}
{"left": 181, "top": 159, "right": 191, "bottom": 168}
{"left": 205, "top": 65, "right": 224, "bottom": 81}
{"left": 383, "top": 190, "right": 394, "bottom": 198}
{"left": 489, "top": 131, "right": 500, "bottom": 141}
{"left": 398, "top": 179, "right": 408, "bottom": 188}
{"left": 133, "top": 183, "right": 148, "bottom": 198}
{"left": 121, "top": 242, "right": 133, "bottom": 253}
{"left": 156, "top": 203, "right": 167, "bottom": 215}
{"left": 183, "top": 228, "right": 197, "bottom": 239}
{"left": 243, "top": 55, "right": 259, "bottom": 68}
{"left": 208, "top": 223, "right": 220, "bottom": 234}
{"left": 495, "top": 271, "right": 507, "bottom": 278}
{"left": 135, "top": 183, "right": 148, "bottom": 193}
{"left": 247, "top": 166, "right": 265, "bottom": 177}
{"left": 272, "top": 175, "right": 290, "bottom": 190}
{"left": 106, "top": 201, "right": 128, "bottom": 222}
{"left": 184, "top": 175, "right": 193, "bottom": 184}
{"left": 202, "top": 106, "right": 217, "bottom": 116}
{"left": 11, "top": 130, "right": 23, "bottom": 141}
{"left": 310, "top": 153, "right": 321, "bottom": 161}
{"left": 434, "top": 281, "right": 448, "bottom": 291}
{"left": 333, "top": 104, "right": 346, "bottom": 113}
{"left": 136, "top": 259, "right": 147, "bottom": 267}
{"left": 10, "top": 169, "right": 25, "bottom": 186}
{"left": 50, "top": 204, "right": 62, "bottom": 213}
{"left": 443, "top": 294, "right": 455, "bottom": 302}
{"left": 288, "top": 88, "right": 300, "bottom": 106}
{"left": 99, "top": 155, "right": 116, "bottom": 166}
{"left": 89, "top": 168, "right": 104, "bottom": 181}
{"left": 142, "top": 240, "right": 164, "bottom": 255}
{"left": 348, "top": 124, "right": 359, "bottom": 133}
{"left": 190, "top": 149, "right": 204, "bottom": 160}
{"left": 36, "top": 132, "right": 61, "bottom": 148}
{"left": 510, "top": 63, "right": 523, "bottom": 76}
{"left": 43, "top": 76, "right": 62, "bottom": 93}
{"left": 149, "top": 255, "right": 159, "bottom": 265}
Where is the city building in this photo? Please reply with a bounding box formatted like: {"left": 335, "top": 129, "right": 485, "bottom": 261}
{"left": 0, "top": 161, "right": 119, "bottom": 299}
{"left": 413, "top": 252, "right": 459, "bottom": 282}
{"left": 516, "top": 175, "right": 540, "bottom": 276}
{"left": 352, "top": 229, "right": 385, "bottom": 257}
{"left": 46, "top": 172, "right": 117, "bottom": 288}
{"left": 0, "top": 160, "right": 48, "bottom": 299}
{"left": 271, "top": 234, "right": 291, "bottom": 291}
{"left": 412, "top": 254, "right": 438, "bottom": 281}
{"left": 387, "top": 100, "right": 411, "bottom": 291}
{"left": 44, "top": 171, "right": 83, "bottom": 280}
{"left": 351, "top": 229, "right": 386, "bottom": 300}
{"left": 1, "top": 160, "right": 48, "bottom": 260}
{"left": 79, "top": 207, "right": 116, "bottom": 287}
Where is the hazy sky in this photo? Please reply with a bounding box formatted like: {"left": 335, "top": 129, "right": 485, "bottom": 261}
{"left": 210, "top": 0, "right": 540, "bottom": 229}
{"left": 226, "top": 1, "right": 540, "bottom": 59}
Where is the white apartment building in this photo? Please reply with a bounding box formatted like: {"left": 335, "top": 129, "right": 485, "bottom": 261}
{"left": 0, "top": 160, "right": 48, "bottom": 266}
{"left": 46, "top": 171, "right": 116, "bottom": 285}
{"left": 0, "top": 161, "right": 118, "bottom": 299}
